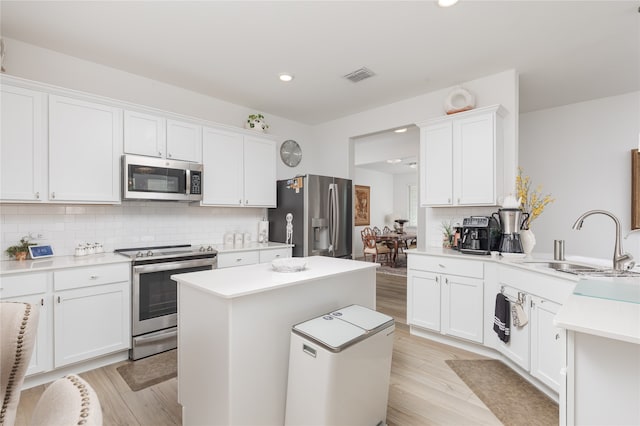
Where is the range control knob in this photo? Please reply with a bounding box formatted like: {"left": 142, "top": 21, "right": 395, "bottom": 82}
{"left": 207, "top": 245, "right": 214, "bottom": 251}
{"left": 199, "top": 246, "right": 206, "bottom": 252}
{"left": 146, "top": 250, "right": 154, "bottom": 257}
{"left": 135, "top": 251, "right": 144, "bottom": 258}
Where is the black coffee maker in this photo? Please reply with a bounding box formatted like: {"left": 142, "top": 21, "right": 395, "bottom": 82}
{"left": 459, "top": 216, "right": 501, "bottom": 255}
{"left": 492, "top": 208, "right": 530, "bottom": 253}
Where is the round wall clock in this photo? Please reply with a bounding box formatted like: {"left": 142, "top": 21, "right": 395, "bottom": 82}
{"left": 280, "top": 139, "right": 302, "bottom": 167}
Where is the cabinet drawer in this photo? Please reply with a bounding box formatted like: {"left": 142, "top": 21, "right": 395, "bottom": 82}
{"left": 217, "top": 251, "right": 260, "bottom": 268}
{"left": 1, "top": 272, "right": 48, "bottom": 298}
{"left": 259, "top": 248, "right": 291, "bottom": 264}
{"left": 408, "top": 255, "right": 483, "bottom": 279}
{"left": 54, "top": 263, "right": 130, "bottom": 291}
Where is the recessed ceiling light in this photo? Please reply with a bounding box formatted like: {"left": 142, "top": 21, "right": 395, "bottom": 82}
{"left": 386, "top": 159, "right": 402, "bottom": 164}
{"left": 394, "top": 128, "right": 408, "bottom": 133}
{"left": 438, "top": 0, "right": 459, "bottom": 7}
{"left": 408, "top": 163, "right": 418, "bottom": 169}
{"left": 279, "top": 73, "right": 294, "bottom": 82}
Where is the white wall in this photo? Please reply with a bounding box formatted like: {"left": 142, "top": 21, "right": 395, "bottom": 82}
{"left": 519, "top": 91, "right": 640, "bottom": 262}
{"left": 313, "top": 69, "right": 519, "bottom": 247}
{"left": 353, "top": 168, "right": 394, "bottom": 257}
{"left": 393, "top": 173, "right": 418, "bottom": 225}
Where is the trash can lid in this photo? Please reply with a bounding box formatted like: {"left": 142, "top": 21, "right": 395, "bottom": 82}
{"left": 292, "top": 305, "right": 394, "bottom": 352}
{"left": 328, "top": 304, "right": 394, "bottom": 332}
{"left": 293, "top": 315, "right": 365, "bottom": 350}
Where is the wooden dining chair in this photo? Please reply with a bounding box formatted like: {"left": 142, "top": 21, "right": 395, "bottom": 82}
{"left": 382, "top": 226, "right": 392, "bottom": 234}
{"left": 363, "top": 235, "right": 391, "bottom": 264}
{"left": 372, "top": 226, "right": 381, "bottom": 236}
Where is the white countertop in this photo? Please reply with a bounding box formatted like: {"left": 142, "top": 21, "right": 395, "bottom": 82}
{"left": 0, "top": 253, "right": 131, "bottom": 274}
{"left": 172, "top": 256, "right": 378, "bottom": 299}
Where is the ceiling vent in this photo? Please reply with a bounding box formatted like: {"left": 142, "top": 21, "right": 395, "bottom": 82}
{"left": 343, "top": 67, "right": 376, "bottom": 83}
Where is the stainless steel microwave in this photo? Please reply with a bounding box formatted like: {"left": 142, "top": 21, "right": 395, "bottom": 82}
{"left": 122, "top": 155, "right": 203, "bottom": 201}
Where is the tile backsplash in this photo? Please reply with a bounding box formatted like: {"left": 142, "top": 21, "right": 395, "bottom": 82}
{"left": 1, "top": 202, "right": 266, "bottom": 259}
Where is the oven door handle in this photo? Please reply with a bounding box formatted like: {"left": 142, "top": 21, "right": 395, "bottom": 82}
{"left": 133, "top": 257, "right": 216, "bottom": 274}
{"left": 135, "top": 328, "right": 178, "bottom": 344}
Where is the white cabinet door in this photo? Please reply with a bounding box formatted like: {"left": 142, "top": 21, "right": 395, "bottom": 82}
{"left": 201, "top": 127, "right": 244, "bottom": 206}
{"left": 166, "top": 119, "right": 202, "bottom": 162}
{"left": 455, "top": 112, "right": 496, "bottom": 205}
{"left": 494, "top": 286, "right": 531, "bottom": 371}
{"left": 243, "top": 135, "right": 276, "bottom": 207}
{"left": 407, "top": 271, "right": 440, "bottom": 331}
{"left": 49, "top": 95, "right": 122, "bottom": 202}
{"left": 0, "top": 85, "right": 47, "bottom": 202}
{"left": 530, "top": 296, "right": 564, "bottom": 392}
{"left": 1, "top": 272, "right": 53, "bottom": 376}
{"left": 441, "top": 274, "right": 484, "bottom": 343}
{"left": 420, "top": 122, "right": 453, "bottom": 206}
{"left": 54, "top": 281, "right": 130, "bottom": 367}
{"left": 124, "top": 110, "right": 166, "bottom": 158}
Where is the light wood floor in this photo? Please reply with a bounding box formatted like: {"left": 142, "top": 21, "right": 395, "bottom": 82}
{"left": 16, "top": 273, "right": 501, "bottom": 426}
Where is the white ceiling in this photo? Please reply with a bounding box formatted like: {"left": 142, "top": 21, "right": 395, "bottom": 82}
{"left": 1, "top": 1, "right": 638, "bottom": 125}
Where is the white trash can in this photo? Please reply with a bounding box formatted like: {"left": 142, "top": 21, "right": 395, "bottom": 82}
{"left": 285, "top": 304, "right": 395, "bottom": 426}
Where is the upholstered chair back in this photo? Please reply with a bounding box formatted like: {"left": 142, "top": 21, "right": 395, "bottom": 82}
{"left": 0, "top": 302, "right": 39, "bottom": 426}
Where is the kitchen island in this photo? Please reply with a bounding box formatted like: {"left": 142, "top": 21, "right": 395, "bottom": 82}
{"left": 172, "top": 256, "right": 378, "bottom": 426}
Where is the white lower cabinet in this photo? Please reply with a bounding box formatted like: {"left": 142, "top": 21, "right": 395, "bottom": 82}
{"left": 530, "top": 296, "right": 564, "bottom": 392}
{"left": 54, "top": 281, "right": 130, "bottom": 367}
{"left": 408, "top": 253, "right": 575, "bottom": 397}
{"left": 0, "top": 273, "right": 53, "bottom": 376}
{"left": 407, "top": 256, "right": 484, "bottom": 343}
{"left": 0, "top": 263, "right": 131, "bottom": 376}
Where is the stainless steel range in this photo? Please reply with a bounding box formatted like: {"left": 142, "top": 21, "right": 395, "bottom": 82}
{"left": 115, "top": 244, "right": 217, "bottom": 360}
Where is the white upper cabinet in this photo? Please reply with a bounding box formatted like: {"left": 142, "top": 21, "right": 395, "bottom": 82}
{"left": 243, "top": 135, "right": 276, "bottom": 207}
{"left": 123, "top": 110, "right": 166, "bottom": 158}
{"left": 49, "top": 95, "right": 122, "bottom": 203}
{"left": 166, "top": 119, "right": 202, "bottom": 163}
{"left": 124, "top": 112, "right": 202, "bottom": 163}
{"left": 201, "top": 127, "right": 276, "bottom": 207}
{"left": 418, "top": 105, "right": 505, "bottom": 207}
{"left": 202, "top": 127, "right": 244, "bottom": 206}
{"left": 0, "top": 84, "right": 47, "bottom": 202}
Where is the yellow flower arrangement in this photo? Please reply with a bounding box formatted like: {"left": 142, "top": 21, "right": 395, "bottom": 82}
{"left": 516, "top": 167, "right": 554, "bottom": 229}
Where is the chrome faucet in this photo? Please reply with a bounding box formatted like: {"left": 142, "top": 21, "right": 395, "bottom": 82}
{"left": 572, "top": 210, "right": 634, "bottom": 272}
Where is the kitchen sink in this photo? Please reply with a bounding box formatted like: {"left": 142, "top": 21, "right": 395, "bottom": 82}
{"left": 524, "top": 261, "right": 640, "bottom": 277}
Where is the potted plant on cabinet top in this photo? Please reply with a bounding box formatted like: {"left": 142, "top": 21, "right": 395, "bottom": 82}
{"left": 245, "top": 114, "right": 269, "bottom": 132}
{"left": 5, "top": 236, "right": 36, "bottom": 261}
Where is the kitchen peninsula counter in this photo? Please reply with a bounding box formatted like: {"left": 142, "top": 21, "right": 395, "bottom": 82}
{"left": 172, "top": 256, "right": 378, "bottom": 426}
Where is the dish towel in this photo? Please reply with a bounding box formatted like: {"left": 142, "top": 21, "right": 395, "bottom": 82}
{"left": 512, "top": 302, "right": 529, "bottom": 327}
{"left": 493, "top": 293, "right": 511, "bottom": 343}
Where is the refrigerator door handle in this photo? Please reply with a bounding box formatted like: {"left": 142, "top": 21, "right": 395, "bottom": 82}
{"left": 333, "top": 183, "right": 339, "bottom": 253}
{"left": 328, "top": 184, "right": 335, "bottom": 255}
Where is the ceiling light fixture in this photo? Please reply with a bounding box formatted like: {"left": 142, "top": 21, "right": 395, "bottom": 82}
{"left": 408, "top": 163, "right": 418, "bottom": 169}
{"left": 394, "top": 128, "right": 408, "bottom": 133}
{"left": 438, "top": 0, "right": 459, "bottom": 7}
{"left": 279, "top": 73, "right": 294, "bottom": 82}
{"left": 386, "top": 159, "right": 402, "bottom": 164}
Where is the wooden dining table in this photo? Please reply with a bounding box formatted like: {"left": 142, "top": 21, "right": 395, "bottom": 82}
{"left": 375, "top": 232, "right": 417, "bottom": 267}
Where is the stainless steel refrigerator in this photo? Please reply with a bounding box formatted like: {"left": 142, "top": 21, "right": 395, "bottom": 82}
{"left": 268, "top": 175, "right": 352, "bottom": 258}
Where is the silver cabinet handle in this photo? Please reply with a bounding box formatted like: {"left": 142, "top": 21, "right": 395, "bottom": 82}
{"left": 555, "top": 333, "right": 560, "bottom": 340}
{"left": 236, "top": 258, "right": 243, "bottom": 262}
{"left": 158, "top": 151, "right": 162, "bottom": 157}
{"left": 239, "top": 199, "right": 242, "bottom": 204}
{"left": 438, "top": 263, "right": 445, "bottom": 268}
{"left": 40, "top": 298, "right": 44, "bottom": 306}
{"left": 57, "top": 296, "right": 61, "bottom": 303}
{"left": 51, "top": 192, "right": 56, "bottom": 199}
{"left": 448, "top": 198, "right": 451, "bottom": 204}
{"left": 245, "top": 200, "right": 249, "bottom": 204}
{"left": 90, "top": 275, "right": 99, "bottom": 280}
{"left": 435, "top": 276, "right": 439, "bottom": 283}
{"left": 168, "top": 153, "right": 172, "bottom": 158}
{"left": 35, "top": 192, "right": 40, "bottom": 199}
{"left": 445, "top": 277, "right": 449, "bottom": 284}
